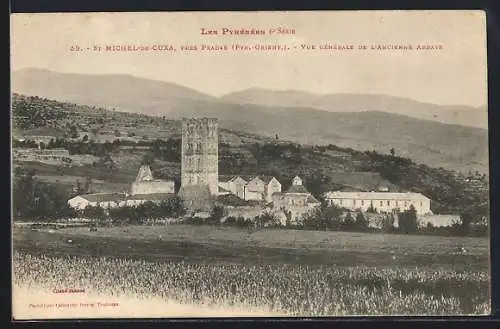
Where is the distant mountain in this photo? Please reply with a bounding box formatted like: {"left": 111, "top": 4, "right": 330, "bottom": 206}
{"left": 220, "top": 88, "right": 488, "bottom": 129}
{"left": 163, "top": 100, "right": 488, "bottom": 174}
{"left": 11, "top": 68, "right": 215, "bottom": 116}
{"left": 11, "top": 68, "right": 489, "bottom": 174}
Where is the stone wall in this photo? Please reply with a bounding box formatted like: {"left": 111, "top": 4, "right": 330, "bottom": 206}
{"left": 130, "top": 180, "right": 175, "bottom": 195}
{"left": 226, "top": 206, "right": 264, "bottom": 220}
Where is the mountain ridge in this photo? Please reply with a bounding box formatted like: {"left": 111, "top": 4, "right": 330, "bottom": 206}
{"left": 13, "top": 68, "right": 487, "bottom": 128}
{"left": 10, "top": 68, "right": 489, "bottom": 174}
{"left": 219, "top": 88, "right": 487, "bottom": 129}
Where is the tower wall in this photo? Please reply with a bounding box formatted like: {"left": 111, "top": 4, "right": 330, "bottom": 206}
{"left": 181, "top": 118, "right": 219, "bottom": 195}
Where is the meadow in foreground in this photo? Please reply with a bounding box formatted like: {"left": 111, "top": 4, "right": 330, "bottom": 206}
{"left": 13, "top": 252, "right": 490, "bottom": 316}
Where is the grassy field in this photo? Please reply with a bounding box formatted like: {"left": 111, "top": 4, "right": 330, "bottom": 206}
{"left": 12, "top": 224, "right": 490, "bottom": 316}
{"left": 13, "top": 224, "right": 489, "bottom": 270}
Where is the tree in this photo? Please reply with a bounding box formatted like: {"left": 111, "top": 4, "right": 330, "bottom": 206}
{"left": 342, "top": 212, "right": 356, "bottom": 231}
{"left": 398, "top": 205, "right": 418, "bottom": 234}
{"left": 381, "top": 213, "right": 396, "bottom": 233}
{"left": 366, "top": 203, "right": 377, "bottom": 213}
{"left": 151, "top": 139, "right": 162, "bottom": 156}
{"left": 209, "top": 205, "right": 227, "bottom": 225}
{"left": 70, "top": 125, "right": 79, "bottom": 139}
{"left": 141, "top": 152, "right": 155, "bottom": 166}
{"left": 12, "top": 168, "right": 36, "bottom": 219}
{"left": 157, "top": 196, "right": 185, "bottom": 218}
{"left": 13, "top": 168, "right": 69, "bottom": 221}
{"left": 256, "top": 211, "right": 279, "bottom": 229}
{"left": 390, "top": 147, "right": 396, "bottom": 157}
{"left": 47, "top": 138, "right": 55, "bottom": 149}
{"left": 458, "top": 211, "right": 473, "bottom": 236}
{"left": 82, "top": 205, "right": 106, "bottom": 222}
{"left": 83, "top": 176, "right": 93, "bottom": 194}
{"left": 82, "top": 134, "right": 89, "bottom": 142}
{"left": 99, "top": 153, "right": 116, "bottom": 171}
{"left": 354, "top": 211, "right": 369, "bottom": 231}
{"left": 71, "top": 180, "right": 83, "bottom": 197}
{"left": 285, "top": 210, "right": 293, "bottom": 228}
{"left": 31, "top": 183, "right": 66, "bottom": 220}
{"left": 302, "top": 203, "right": 344, "bottom": 231}
{"left": 56, "top": 203, "right": 78, "bottom": 219}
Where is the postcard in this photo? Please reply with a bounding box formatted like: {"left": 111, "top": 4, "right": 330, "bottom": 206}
{"left": 10, "top": 10, "right": 490, "bottom": 319}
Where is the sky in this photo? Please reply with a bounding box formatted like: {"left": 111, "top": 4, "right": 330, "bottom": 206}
{"left": 11, "top": 11, "right": 487, "bottom": 107}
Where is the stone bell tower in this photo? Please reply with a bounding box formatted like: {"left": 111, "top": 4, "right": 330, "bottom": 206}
{"left": 180, "top": 117, "right": 219, "bottom": 195}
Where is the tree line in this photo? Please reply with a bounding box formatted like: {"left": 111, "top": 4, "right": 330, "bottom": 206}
{"left": 203, "top": 203, "right": 485, "bottom": 237}
{"left": 12, "top": 167, "right": 76, "bottom": 220}
{"left": 12, "top": 167, "right": 485, "bottom": 237}
{"left": 79, "top": 198, "right": 185, "bottom": 225}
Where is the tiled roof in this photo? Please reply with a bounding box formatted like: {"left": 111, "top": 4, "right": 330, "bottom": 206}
{"left": 258, "top": 175, "right": 276, "bottom": 183}
{"left": 323, "top": 191, "right": 430, "bottom": 201}
{"left": 219, "top": 175, "right": 278, "bottom": 185}
{"left": 219, "top": 175, "right": 237, "bottom": 182}
{"left": 132, "top": 179, "right": 174, "bottom": 184}
{"left": 126, "top": 193, "right": 176, "bottom": 201}
{"left": 240, "top": 175, "right": 255, "bottom": 182}
{"left": 76, "top": 193, "right": 126, "bottom": 203}
{"left": 219, "top": 175, "right": 250, "bottom": 183}
{"left": 307, "top": 195, "right": 321, "bottom": 204}
{"left": 247, "top": 176, "right": 265, "bottom": 184}
{"left": 74, "top": 193, "right": 176, "bottom": 203}
{"left": 285, "top": 185, "right": 310, "bottom": 194}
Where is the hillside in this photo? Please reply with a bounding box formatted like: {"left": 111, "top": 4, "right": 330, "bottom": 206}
{"left": 11, "top": 68, "right": 214, "bottom": 117}
{"left": 173, "top": 101, "right": 488, "bottom": 174}
{"left": 11, "top": 68, "right": 489, "bottom": 174}
{"left": 11, "top": 94, "right": 489, "bottom": 218}
{"left": 220, "top": 88, "right": 488, "bottom": 129}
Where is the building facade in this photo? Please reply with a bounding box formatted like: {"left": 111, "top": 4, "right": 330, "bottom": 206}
{"left": 67, "top": 193, "right": 177, "bottom": 210}
{"left": 257, "top": 176, "right": 282, "bottom": 203}
{"left": 244, "top": 177, "right": 266, "bottom": 201}
{"left": 181, "top": 118, "right": 219, "bottom": 195}
{"left": 130, "top": 165, "right": 175, "bottom": 195}
{"left": 323, "top": 191, "right": 432, "bottom": 215}
{"left": 218, "top": 175, "right": 282, "bottom": 202}
{"left": 219, "top": 175, "right": 247, "bottom": 199}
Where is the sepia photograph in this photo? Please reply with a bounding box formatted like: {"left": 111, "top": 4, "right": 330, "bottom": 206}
{"left": 10, "top": 10, "right": 490, "bottom": 319}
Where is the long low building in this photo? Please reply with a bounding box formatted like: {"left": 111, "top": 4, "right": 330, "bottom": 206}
{"left": 68, "top": 192, "right": 177, "bottom": 210}
{"left": 323, "top": 191, "right": 432, "bottom": 215}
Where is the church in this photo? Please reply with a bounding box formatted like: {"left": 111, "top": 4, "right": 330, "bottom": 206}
{"left": 271, "top": 176, "right": 321, "bottom": 222}
{"left": 67, "top": 165, "right": 176, "bottom": 210}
